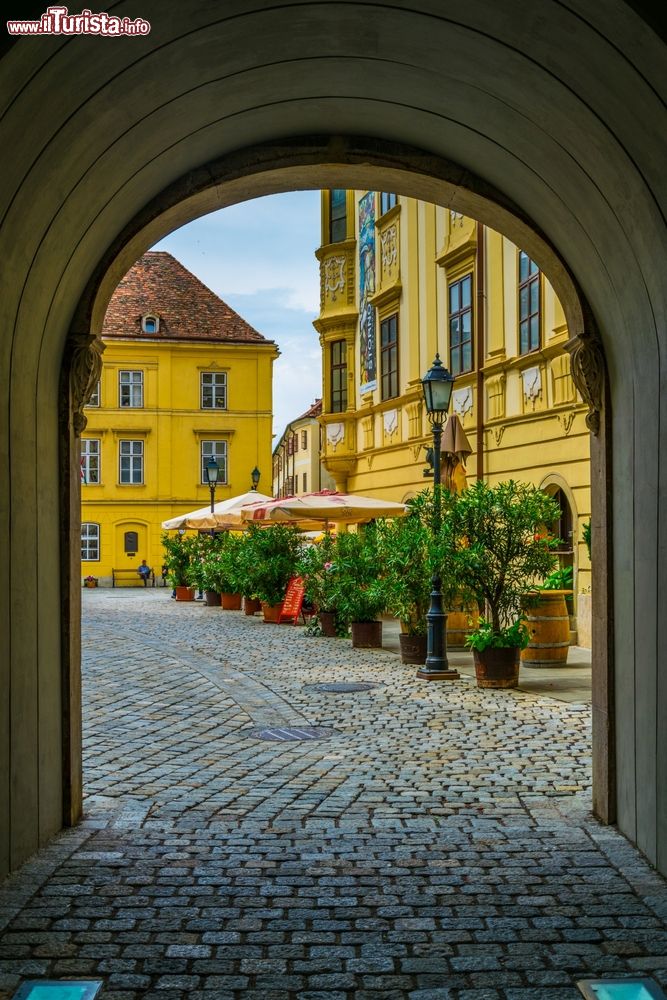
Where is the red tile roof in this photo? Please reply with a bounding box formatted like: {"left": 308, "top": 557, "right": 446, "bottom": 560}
{"left": 297, "top": 399, "right": 322, "bottom": 420}
{"left": 102, "top": 251, "right": 272, "bottom": 345}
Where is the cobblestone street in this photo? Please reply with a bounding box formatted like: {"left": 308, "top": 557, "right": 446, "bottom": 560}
{"left": 1, "top": 589, "right": 665, "bottom": 999}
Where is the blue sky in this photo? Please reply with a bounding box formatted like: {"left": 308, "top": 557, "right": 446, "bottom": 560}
{"left": 153, "top": 190, "right": 322, "bottom": 440}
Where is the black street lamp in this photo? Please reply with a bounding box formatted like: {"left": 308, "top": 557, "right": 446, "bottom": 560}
{"left": 418, "top": 354, "right": 460, "bottom": 681}
{"left": 251, "top": 466, "right": 261, "bottom": 491}
{"left": 205, "top": 456, "right": 219, "bottom": 537}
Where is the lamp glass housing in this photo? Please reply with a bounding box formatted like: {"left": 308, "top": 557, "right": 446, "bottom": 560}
{"left": 251, "top": 466, "right": 261, "bottom": 489}
{"left": 421, "top": 354, "right": 455, "bottom": 420}
{"left": 205, "top": 457, "right": 219, "bottom": 486}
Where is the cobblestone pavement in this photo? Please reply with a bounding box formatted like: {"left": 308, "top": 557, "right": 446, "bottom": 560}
{"left": 1, "top": 589, "right": 665, "bottom": 1000}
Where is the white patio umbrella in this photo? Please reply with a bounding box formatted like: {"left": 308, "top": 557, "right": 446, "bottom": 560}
{"left": 161, "top": 490, "right": 274, "bottom": 531}
{"left": 239, "top": 489, "right": 407, "bottom": 528}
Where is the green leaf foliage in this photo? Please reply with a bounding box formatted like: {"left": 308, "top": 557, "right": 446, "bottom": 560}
{"left": 328, "top": 526, "right": 387, "bottom": 625}
{"left": 445, "top": 480, "right": 560, "bottom": 639}
{"left": 241, "top": 524, "right": 304, "bottom": 607}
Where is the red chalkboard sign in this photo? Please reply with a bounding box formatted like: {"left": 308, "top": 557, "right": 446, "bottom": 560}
{"left": 280, "top": 576, "right": 305, "bottom": 624}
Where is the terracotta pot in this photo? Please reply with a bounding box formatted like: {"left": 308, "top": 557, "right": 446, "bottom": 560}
{"left": 175, "top": 586, "right": 195, "bottom": 602}
{"left": 399, "top": 633, "right": 427, "bottom": 665}
{"left": 84, "top": 581, "right": 97, "bottom": 588}
{"left": 351, "top": 620, "right": 382, "bottom": 648}
{"left": 521, "top": 590, "right": 570, "bottom": 667}
{"left": 261, "top": 601, "right": 284, "bottom": 623}
{"left": 244, "top": 597, "right": 261, "bottom": 616}
{"left": 318, "top": 610, "right": 337, "bottom": 637}
{"left": 221, "top": 592, "right": 242, "bottom": 610}
{"left": 204, "top": 590, "right": 221, "bottom": 606}
{"left": 473, "top": 647, "right": 521, "bottom": 688}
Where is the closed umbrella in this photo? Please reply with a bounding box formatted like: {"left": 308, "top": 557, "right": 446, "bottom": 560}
{"left": 161, "top": 490, "right": 274, "bottom": 531}
{"left": 240, "top": 489, "right": 407, "bottom": 528}
{"left": 440, "top": 413, "right": 472, "bottom": 493}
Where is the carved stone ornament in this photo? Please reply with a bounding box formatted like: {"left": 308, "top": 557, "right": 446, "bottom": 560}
{"left": 567, "top": 334, "right": 605, "bottom": 435}
{"left": 323, "top": 256, "right": 346, "bottom": 302}
{"left": 383, "top": 409, "right": 398, "bottom": 436}
{"left": 492, "top": 425, "right": 505, "bottom": 447}
{"left": 380, "top": 225, "right": 398, "bottom": 271}
{"left": 326, "top": 422, "right": 345, "bottom": 451}
{"left": 558, "top": 410, "right": 576, "bottom": 436}
{"left": 452, "top": 387, "right": 473, "bottom": 419}
{"left": 70, "top": 333, "right": 105, "bottom": 437}
{"left": 521, "top": 365, "right": 542, "bottom": 406}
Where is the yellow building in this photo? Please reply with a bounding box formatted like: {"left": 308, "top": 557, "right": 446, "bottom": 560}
{"left": 315, "top": 192, "right": 591, "bottom": 641}
{"left": 81, "top": 251, "right": 278, "bottom": 584}
{"left": 272, "top": 399, "right": 336, "bottom": 498}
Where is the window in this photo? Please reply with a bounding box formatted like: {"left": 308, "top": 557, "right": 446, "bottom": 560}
{"left": 294, "top": 433, "right": 299, "bottom": 453}
{"left": 81, "top": 438, "right": 100, "bottom": 484}
{"left": 301, "top": 430, "right": 307, "bottom": 450}
{"left": 449, "top": 274, "right": 473, "bottom": 376}
{"left": 81, "top": 522, "right": 100, "bottom": 561}
{"left": 329, "top": 189, "right": 347, "bottom": 243}
{"left": 201, "top": 371, "right": 227, "bottom": 409}
{"left": 141, "top": 314, "right": 159, "bottom": 334}
{"left": 201, "top": 440, "right": 228, "bottom": 484}
{"left": 302, "top": 472, "right": 308, "bottom": 492}
{"left": 380, "top": 192, "right": 397, "bottom": 214}
{"left": 519, "top": 251, "right": 541, "bottom": 354}
{"left": 380, "top": 313, "right": 399, "bottom": 400}
{"left": 87, "top": 381, "right": 100, "bottom": 407}
{"left": 330, "top": 340, "right": 347, "bottom": 412}
{"left": 119, "top": 440, "right": 144, "bottom": 484}
{"left": 119, "top": 370, "right": 143, "bottom": 407}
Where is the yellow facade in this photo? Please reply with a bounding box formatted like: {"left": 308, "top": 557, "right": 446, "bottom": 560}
{"left": 315, "top": 192, "right": 591, "bottom": 635}
{"left": 81, "top": 257, "right": 277, "bottom": 584}
{"left": 272, "top": 401, "right": 336, "bottom": 498}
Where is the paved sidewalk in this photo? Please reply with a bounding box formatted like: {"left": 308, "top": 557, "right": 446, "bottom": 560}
{"left": 0, "top": 589, "right": 665, "bottom": 1000}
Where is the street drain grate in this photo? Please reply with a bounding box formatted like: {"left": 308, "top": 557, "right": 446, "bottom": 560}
{"left": 310, "top": 682, "right": 381, "bottom": 693}
{"left": 246, "top": 726, "right": 336, "bottom": 741}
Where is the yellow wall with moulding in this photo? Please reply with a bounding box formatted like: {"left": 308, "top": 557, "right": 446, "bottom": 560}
{"left": 315, "top": 190, "right": 591, "bottom": 620}
{"left": 81, "top": 337, "right": 277, "bottom": 583}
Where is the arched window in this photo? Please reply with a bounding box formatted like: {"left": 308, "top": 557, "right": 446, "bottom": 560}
{"left": 551, "top": 488, "right": 574, "bottom": 553}
{"left": 141, "top": 314, "right": 159, "bottom": 334}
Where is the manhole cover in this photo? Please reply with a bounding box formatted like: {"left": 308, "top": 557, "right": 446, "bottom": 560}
{"left": 310, "top": 682, "right": 381, "bottom": 693}
{"left": 245, "top": 726, "right": 336, "bottom": 741}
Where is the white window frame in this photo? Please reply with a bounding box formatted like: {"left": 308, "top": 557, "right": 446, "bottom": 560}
{"left": 87, "top": 380, "right": 100, "bottom": 407}
{"left": 200, "top": 371, "right": 227, "bottom": 410}
{"left": 201, "top": 440, "right": 228, "bottom": 485}
{"left": 141, "top": 314, "right": 159, "bottom": 334}
{"left": 81, "top": 522, "right": 100, "bottom": 561}
{"left": 119, "top": 370, "right": 143, "bottom": 407}
{"left": 119, "top": 439, "right": 144, "bottom": 484}
{"left": 81, "top": 438, "right": 101, "bottom": 484}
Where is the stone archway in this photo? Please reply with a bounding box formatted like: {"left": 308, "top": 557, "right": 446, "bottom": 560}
{"left": 1, "top": 1, "right": 665, "bottom": 878}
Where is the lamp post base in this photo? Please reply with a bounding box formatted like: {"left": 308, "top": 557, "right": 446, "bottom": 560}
{"left": 416, "top": 667, "right": 461, "bottom": 681}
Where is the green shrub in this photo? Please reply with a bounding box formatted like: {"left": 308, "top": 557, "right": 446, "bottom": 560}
{"left": 242, "top": 524, "right": 304, "bottom": 606}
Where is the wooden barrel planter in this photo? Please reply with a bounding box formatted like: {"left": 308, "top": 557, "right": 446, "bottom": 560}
{"left": 399, "top": 633, "right": 427, "bottom": 665}
{"left": 221, "top": 592, "right": 242, "bottom": 610}
{"left": 351, "top": 620, "right": 382, "bottom": 648}
{"left": 204, "top": 590, "right": 221, "bottom": 606}
{"left": 244, "top": 597, "right": 261, "bottom": 616}
{"left": 521, "top": 590, "right": 571, "bottom": 667}
{"left": 318, "top": 611, "right": 337, "bottom": 637}
{"left": 261, "top": 601, "right": 284, "bottom": 623}
{"left": 175, "top": 586, "right": 195, "bottom": 602}
{"left": 473, "top": 647, "right": 520, "bottom": 688}
{"left": 446, "top": 604, "right": 480, "bottom": 650}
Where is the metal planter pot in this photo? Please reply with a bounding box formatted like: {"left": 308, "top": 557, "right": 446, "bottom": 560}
{"left": 351, "top": 620, "right": 382, "bottom": 648}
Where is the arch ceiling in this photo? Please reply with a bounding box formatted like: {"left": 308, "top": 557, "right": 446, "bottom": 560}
{"left": 0, "top": 1, "right": 666, "bottom": 875}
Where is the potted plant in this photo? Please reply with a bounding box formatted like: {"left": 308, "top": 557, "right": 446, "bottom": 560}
{"left": 243, "top": 524, "right": 303, "bottom": 623}
{"left": 331, "top": 527, "right": 387, "bottom": 648}
{"left": 377, "top": 499, "right": 431, "bottom": 663}
{"left": 189, "top": 533, "right": 222, "bottom": 605}
{"left": 83, "top": 574, "right": 98, "bottom": 588}
{"left": 445, "top": 481, "right": 561, "bottom": 687}
{"left": 297, "top": 534, "right": 339, "bottom": 636}
{"left": 211, "top": 533, "right": 244, "bottom": 610}
{"left": 521, "top": 564, "right": 573, "bottom": 668}
{"left": 162, "top": 531, "right": 196, "bottom": 601}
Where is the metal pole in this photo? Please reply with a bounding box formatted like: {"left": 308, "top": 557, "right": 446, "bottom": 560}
{"left": 417, "top": 418, "right": 460, "bottom": 681}
{"left": 209, "top": 483, "right": 216, "bottom": 538}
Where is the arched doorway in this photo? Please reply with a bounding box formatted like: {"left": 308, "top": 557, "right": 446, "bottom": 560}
{"left": 1, "top": 2, "right": 664, "bottom": 878}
